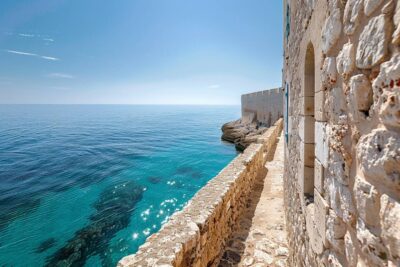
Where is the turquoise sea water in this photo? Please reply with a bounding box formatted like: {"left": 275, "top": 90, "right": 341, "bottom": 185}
{"left": 0, "top": 105, "right": 239, "bottom": 266}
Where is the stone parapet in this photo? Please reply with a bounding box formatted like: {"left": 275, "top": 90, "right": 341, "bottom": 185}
{"left": 118, "top": 119, "right": 283, "bottom": 267}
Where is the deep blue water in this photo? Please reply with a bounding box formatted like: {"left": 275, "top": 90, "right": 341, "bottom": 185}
{"left": 0, "top": 105, "right": 239, "bottom": 266}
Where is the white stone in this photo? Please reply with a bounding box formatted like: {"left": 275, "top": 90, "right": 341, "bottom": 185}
{"left": 322, "top": 8, "right": 342, "bottom": 54}
{"left": 321, "top": 57, "right": 338, "bottom": 88}
{"left": 379, "top": 90, "right": 400, "bottom": 130}
{"left": 393, "top": 1, "right": 400, "bottom": 44}
{"left": 356, "top": 218, "right": 388, "bottom": 266}
{"left": 380, "top": 194, "right": 400, "bottom": 259}
{"left": 344, "top": 0, "right": 364, "bottom": 35}
{"left": 254, "top": 249, "right": 273, "bottom": 264}
{"left": 348, "top": 74, "right": 373, "bottom": 113}
{"left": 326, "top": 175, "right": 356, "bottom": 224}
{"left": 364, "top": 0, "right": 384, "bottom": 16}
{"left": 357, "top": 129, "right": 400, "bottom": 193}
{"left": 372, "top": 54, "right": 400, "bottom": 125}
{"left": 299, "top": 116, "right": 315, "bottom": 143}
{"left": 356, "top": 14, "right": 390, "bottom": 69}
{"left": 328, "top": 150, "right": 349, "bottom": 185}
{"left": 315, "top": 122, "right": 329, "bottom": 167}
{"left": 337, "top": 42, "right": 355, "bottom": 78}
{"left": 354, "top": 177, "right": 380, "bottom": 227}
{"left": 314, "top": 159, "right": 324, "bottom": 195}
{"left": 344, "top": 231, "right": 357, "bottom": 267}
{"left": 314, "top": 189, "right": 329, "bottom": 240}
{"left": 326, "top": 87, "right": 347, "bottom": 123}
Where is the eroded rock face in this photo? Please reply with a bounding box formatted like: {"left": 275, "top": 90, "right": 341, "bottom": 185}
{"left": 356, "top": 218, "right": 389, "bottom": 266}
{"left": 356, "top": 14, "right": 391, "bottom": 69}
{"left": 337, "top": 42, "right": 356, "bottom": 78}
{"left": 354, "top": 177, "right": 381, "bottom": 227}
{"left": 393, "top": 1, "right": 400, "bottom": 44}
{"left": 221, "top": 118, "right": 268, "bottom": 151}
{"left": 322, "top": 8, "right": 342, "bottom": 54}
{"left": 357, "top": 129, "right": 400, "bottom": 193}
{"left": 344, "top": 0, "right": 364, "bottom": 35}
{"left": 364, "top": 0, "right": 384, "bottom": 16}
{"left": 347, "top": 74, "right": 373, "bottom": 122}
{"left": 380, "top": 194, "right": 400, "bottom": 259}
{"left": 321, "top": 57, "right": 338, "bottom": 88}
{"left": 372, "top": 54, "right": 400, "bottom": 130}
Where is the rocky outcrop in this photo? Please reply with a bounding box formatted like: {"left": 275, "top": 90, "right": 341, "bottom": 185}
{"left": 221, "top": 118, "right": 269, "bottom": 151}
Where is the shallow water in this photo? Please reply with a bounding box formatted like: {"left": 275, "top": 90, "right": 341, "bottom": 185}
{"left": 0, "top": 105, "right": 239, "bottom": 266}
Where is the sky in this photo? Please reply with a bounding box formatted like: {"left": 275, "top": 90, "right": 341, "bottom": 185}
{"left": 0, "top": 0, "right": 283, "bottom": 105}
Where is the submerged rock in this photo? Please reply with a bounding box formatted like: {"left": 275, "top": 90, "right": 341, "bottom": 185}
{"left": 221, "top": 118, "right": 268, "bottom": 151}
{"left": 147, "top": 176, "right": 162, "bottom": 184}
{"left": 35, "top": 238, "right": 56, "bottom": 253}
{"left": 46, "top": 180, "right": 143, "bottom": 267}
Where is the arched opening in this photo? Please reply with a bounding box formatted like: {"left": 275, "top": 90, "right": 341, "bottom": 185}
{"left": 303, "top": 43, "right": 315, "bottom": 203}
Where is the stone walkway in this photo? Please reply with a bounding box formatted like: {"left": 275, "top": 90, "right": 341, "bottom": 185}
{"left": 219, "top": 134, "right": 288, "bottom": 267}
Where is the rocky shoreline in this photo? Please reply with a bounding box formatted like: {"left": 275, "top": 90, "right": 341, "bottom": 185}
{"left": 221, "top": 117, "right": 268, "bottom": 151}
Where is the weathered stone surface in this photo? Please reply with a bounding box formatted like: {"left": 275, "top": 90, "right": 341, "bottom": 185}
{"left": 283, "top": 1, "right": 400, "bottom": 266}
{"left": 326, "top": 87, "right": 347, "bottom": 123}
{"left": 354, "top": 177, "right": 381, "bottom": 227}
{"left": 337, "top": 42, "right": 355, "bottom": 78}
{"left": 344, "top": 232, "right": 357, "bottom": 267}
{"left": 315, "top": 122, "right": 329, "bottom": 167}
{"left": 357, "top": 129, "right": 400, "bottom": 193}
{"left": 326, "top": 209, "right": 346, "bottom": 251}
{"left": 322, "top": 8, "right": 342, "bottom": 54}
{"left": 322, "top": 57, "right": 338, "bottom": 88}
{"left": 379, "top": 90, "right": 400, "bottom": 130}
{"left": 314, "top": 159, "right": 324, "bottom": 194}
{"left": 380, "top": 194, "right": 400, "bottom": 260}
{"left": 356, "top": 218, "right": 388, "bottom": 266}
{"left": 344, "top": 0, "right": 363, "bottom": 35}
{"left": 329, "top": 150, "right": 349, "bottom": 185}
{"left": 356, "top": 14, "right": 390, "bottom": 69}
{"left": 326, "top": 176, "right": 355, "bottom": 224}
{"left": 299, "top": 115, "right": 315, "bottom": 143}
{"left": 364, "top": 0, "right": 384, "bottom": 16}
{"left": 348, "top": 74, "right": 373, "bottom": 117}
{"left": 372, "top": 54, "right": 400, "bottom": 128}
{"left": 393, "top": 1, "right": 400, "bottom": 44}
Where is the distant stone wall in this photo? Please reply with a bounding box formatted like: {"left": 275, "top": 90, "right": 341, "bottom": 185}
{"left": 241, "top": 88, "right": 283, "bottom": 126}
{"left": 118, "top": 119, "right": 283, "bottom": 267}
{"left": 283, "top": 0, "right": 400, "bottom": 266}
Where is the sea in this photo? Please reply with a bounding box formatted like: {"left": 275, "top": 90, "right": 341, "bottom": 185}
{"left": 0, "top": 105, "right": 239, "bottom": 266}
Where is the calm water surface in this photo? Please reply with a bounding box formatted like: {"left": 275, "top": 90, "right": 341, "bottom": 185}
{"left": 0, "top": 105, "right": 239, "bottom": 266}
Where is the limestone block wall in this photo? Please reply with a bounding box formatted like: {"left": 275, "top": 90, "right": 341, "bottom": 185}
{"left": 118, "top": 119, "right": 283, "bottom": 267}
{"left": 242, "top": 88, "right": 284, "bottom": 126}
{"left": 283, "top": 0, "right": 400, "bottom": 266}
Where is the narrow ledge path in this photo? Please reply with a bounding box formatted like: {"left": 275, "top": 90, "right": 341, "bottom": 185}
{"left": 219, "top": 134, "right": 287, "bottom": 267}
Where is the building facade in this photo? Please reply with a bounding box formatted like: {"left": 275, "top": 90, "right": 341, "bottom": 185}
{"left": 283, "top": 0, "right": 400, "bottom": 266}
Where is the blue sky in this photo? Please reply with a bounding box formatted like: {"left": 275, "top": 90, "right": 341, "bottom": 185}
{"left": 0, "top": 0, "right": 283, "bottom": 105}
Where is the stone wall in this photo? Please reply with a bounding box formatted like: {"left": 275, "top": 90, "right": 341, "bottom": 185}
{"left": 118, "top": 119, "right": 283, "bottom": 267}
{"left": 242, "top": 88, "right": 284, "bottom": 126}
{"left": 283, "top": 0, "right": 400, "bottom": 266}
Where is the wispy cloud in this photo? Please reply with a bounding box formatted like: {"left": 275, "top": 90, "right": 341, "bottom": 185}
{"left": 5, "top": 49, "right": 60, "bottom": 61}
{"left": 6, "top": 49, "right": 38, "bottom": 57}
{"left": 18, "top": 33, "right": 35, "bottom": 38}
{"left": 41, "top": 56, "right": 59, "bottom": 61}
{"left": 208, "top": 84, "right": 221, "bottom": 89}
{"left": 43, "top": 38, "right": 54, "bottom": 42}
{"left": 47, "top": 73, "right": 75, "bottom": 79}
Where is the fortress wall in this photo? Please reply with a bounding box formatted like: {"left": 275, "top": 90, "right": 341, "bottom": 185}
{"left": 283, "top": 0, "right": 400, "bottom": 266}
{"left": 241, "top": 88, "right": 284, "bottom": 126}
{"left": 118, "top": 119, "right": 283, "bottom": 267}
